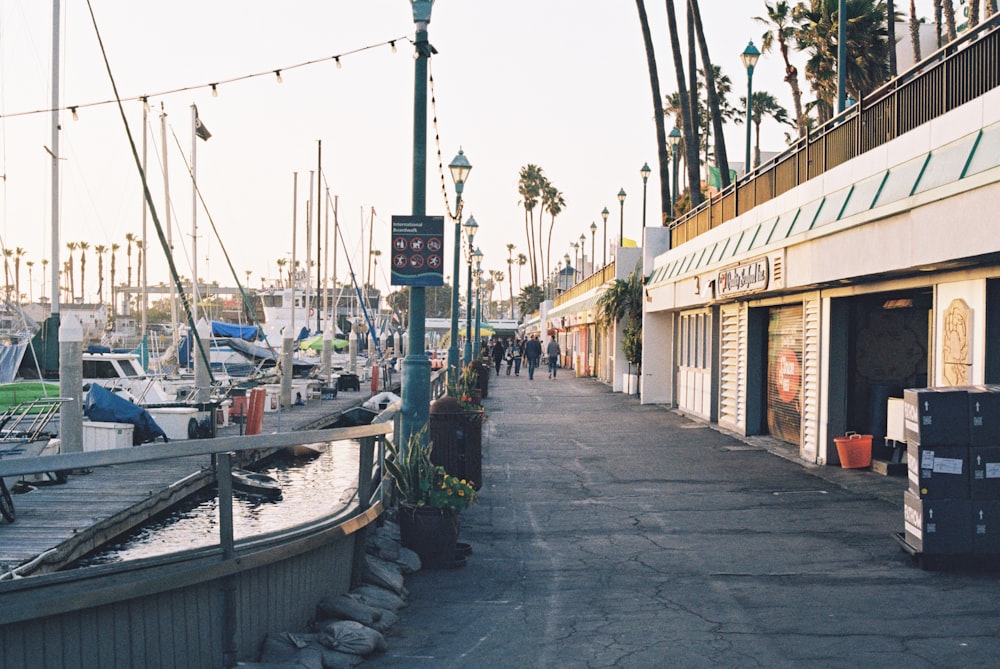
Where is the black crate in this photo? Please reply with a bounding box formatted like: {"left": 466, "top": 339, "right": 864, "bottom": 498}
{"left": 903, "top": 491, "right": 973, "bottom": 555}
{"left": 973, "top": 501, "right": 1000, "bottom": 555}
{"left": 903, "top": 388, "right": 970, "bottom": 446}
{"left": 969, "top": 386, "right": 1000, "bottom": 447}
{"left": 971, "top": 446, "right": 1000, "bottom": 499}
{"left": 907, "top": 443, "right": 970, "bottom": 499}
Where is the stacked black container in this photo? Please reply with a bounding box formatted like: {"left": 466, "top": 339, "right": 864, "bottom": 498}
{"left": 903, "top": 386, "right": 1000, "bottom": 558}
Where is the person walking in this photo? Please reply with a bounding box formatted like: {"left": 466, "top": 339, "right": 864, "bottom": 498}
{"left": 491, "top": 338, "right": 506, "bottom": 375}
{"left": 524, "top": 334, "right": 542, "bottom": 380}
{"left": 509, "top": 338, "right": 523, "bottom": 376}
{"left": 546, "top": 335, "right": 561, "bottom": 379}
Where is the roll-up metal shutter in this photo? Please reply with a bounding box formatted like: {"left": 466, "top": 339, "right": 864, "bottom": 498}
{"left": 767, "top": 304, "right": 803, "bottom": 445}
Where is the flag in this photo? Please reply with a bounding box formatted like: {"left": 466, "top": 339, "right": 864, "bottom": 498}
{"left": 194, "top": 106, "right": 212, "bottom": 141}
{"left": 708, "top": 165, "right": 737, "bottom": 188}
{"left": 621, "top": 237, "right": 638, "bottom": 248}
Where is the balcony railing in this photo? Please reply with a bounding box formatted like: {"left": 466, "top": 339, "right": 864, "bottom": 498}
{"left": 669, "top": 13, "right": 1000, "bottom": 248}
{"left": 554, "top": 262, "right": 616, "bottom": 308}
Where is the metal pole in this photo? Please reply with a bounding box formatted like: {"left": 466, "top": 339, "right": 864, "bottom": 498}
{"left": 618, "top": 198, "right": 625, "bottom": 254}
{"left": 745, "top": 67, "right": 754, "bottom": 173}
{"left": 401, "top": 3, "right": 433, "bottom": 450}
{"left": 671, "top": 150, "right": 679, "bottom": 215}
{"left": 447, "top": 187, "right": 463, "bottom": 375}
{"left": 837, "top": 0, "right": 847, "bottom": 114}
{"left": 474, "top": 281, "right": 482, "bottom": 359}
{"left": 316, "top": 141, "right": 322, "bottom": 333}
{"left": 464, "top": 256, "right": 473, "bottom": 364}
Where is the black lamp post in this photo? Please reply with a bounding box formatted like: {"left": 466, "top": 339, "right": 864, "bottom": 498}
{"left": 572, "top": 243, "right": 580, "bottom": 283}
{"left": 590, "top": 222, "right": 597, "bottom": 271}
{"left": 472, "top": 248, "right": 483, "bottom": 358}
{"left": 579, "top": 233, "right": 587, "bottom": 278}
{"left": 640, "top": 162, "right": 651, "bottom": 229}
{"left": 617, "top": 188, "right": 627, "bottom": 254}
{"left": 741, "top": 40, "right": 761, "bottom": 174}
{"left": 462, "top": 215, "right": 477, "bottom": 365}
{"left": 668, "top": 127, "right": 681, "bottom": 218}
{"left": 601, "top": 207, "right": 609, "bottom": 267}
{"left": 447, "top": 149, "right": 471, "bottom": 376}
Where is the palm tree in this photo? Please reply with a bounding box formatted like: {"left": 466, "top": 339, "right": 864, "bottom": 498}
{"left": 968, "top": 0, "right": 981, "bottom": 27}
{"left": 66, "top": 242, "right": 78, "bottom": 301}
{"left": 13, "top": 248, "right": 26, "bottom": 304}
{"left": 125, "top": 232, "right": 137, "bottom": 290}
{"left": 908, "top": 0, "right": 922, "bottom": 63}
{"left": 78, "top": 241, "right": 90, "bottom": 302}
{"left": 795, "top": 0, "right": 889, "bottom": 124}
{"left": 756, "top": 1, "right": 808, "bottom": 137}
{"left": 516, "top": 284, "right": 544, "bottom": 318}
{"left": 635, "top": 0, "right": 672, "bottom": 227}
{"left": 25, "top": 261, "right": 34, "bottom": 303}
{"left": 942, "top": 0, "right": 957, "bottom": 42}
{"left": 516, "top": 253, "right": 527, "bottom": 296}
{"left": 517, "top": 164, "right": 543, "bottom": 285}
{"left": 664, "top": 0, "right": 702, "bottom": 207}
{"left": 505, "top": 244, "right": 516, "bottom": 319}
{"left": 689, "top": 0, "right": 733, "bottom": 189}
{"left": 110, "top": 242, "right": 120, "bottom": 314}
{"left": 542, "top": 183, "right": 565, "bottom": 283}
{"left": 276, "top": 258, "right": 288, "bottom": 288}
{"left": 743, "top": 92, "right": 794, "bottom": 167}
{"left": 94, "top": 245, "right": 108, "bottom": 304}
{"left": 934, "top": 0, "right": 943, "bottom": 47}
{"left": 887, "top": 0, "right": 897, "bottom": 77}
{"left": 489, "top": 270, "right": 505, "bottom": 319}
{"left": 596, "top": 269, "right": 645, "bottom": 391}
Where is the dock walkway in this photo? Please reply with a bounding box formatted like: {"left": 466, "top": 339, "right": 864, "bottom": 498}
{"left": 0, "top": 383, "right": 377, "bottom": 576}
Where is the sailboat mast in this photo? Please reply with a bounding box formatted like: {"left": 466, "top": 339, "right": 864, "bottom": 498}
{"left": 315, "top": 141, "right": 322, "bottom": 332}
{"left": 140, "top": 101, "right": 148, "bottom": 335}
{"left": 49, "top": 0, "right": 61, "bottom": 313}
{"left": 161, "top": 108, "right": 179, "bottom": 355}
{"left": 189, "top": 105, "right": 199, "bottom": 321}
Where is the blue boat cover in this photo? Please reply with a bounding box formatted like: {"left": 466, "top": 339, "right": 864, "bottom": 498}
{"left": 83, "top": 383, "right": 169, "bottom": 444}
{"left": 211, "top": 321, "right": 260, "bottom": 341}
{"left": 225, "top": 338, "right": 317, "bottom": 377}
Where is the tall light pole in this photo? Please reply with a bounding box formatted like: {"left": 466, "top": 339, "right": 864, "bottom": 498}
{"left": 590, "top": 222, "right": 597, "bottom": 271}
{"left": 640, "top": 163, "right": 651, "bottom": 229}
{"left": 472, "top": 249, "right": 483, "bottom": 358}
{"left": 617, "top": 188, "right": 627, "bottom": 254}
{"left": 579, "top": 233, "right": 587, "bottom": 278}
{"left": 572, "top": 242, "right": 580, "bottom": 283}
{"left": 462, "top": 216, "right": 478, "bottom": 364}
{"left": 401, "top": 0, "right": 435, "bottom": 449}
{"left": 447, "top": 149, "right": 471, "bottom": 377}
{"left": 741, "top": 40, "right": 760, "bottom": 175}
{"left": 668, "top": 127, "right": 681, "bottom": 218}
{"left": 601, "top": 207, "right": 609, "bottom": 267}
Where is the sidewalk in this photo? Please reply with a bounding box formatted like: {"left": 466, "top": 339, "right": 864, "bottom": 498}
{"left": 367, "top": 372, "right": 1000, "bottom": 669}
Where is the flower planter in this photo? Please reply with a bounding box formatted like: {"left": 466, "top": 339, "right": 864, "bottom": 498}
{"left": 430, "top": 397, "right": 484, "bottom": 490}
{"left": 398, "top": 505, "right": 462, "bottom": 569}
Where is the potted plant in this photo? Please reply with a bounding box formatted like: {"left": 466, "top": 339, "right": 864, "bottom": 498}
{"left": 385, "top": 427, "right": 477, "bottom": 569}
{"left": 430, "top": 364, "right": 486, "bottom": 489}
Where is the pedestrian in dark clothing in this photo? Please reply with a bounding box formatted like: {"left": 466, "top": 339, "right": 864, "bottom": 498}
{"left": 509, "top": 339, "right": 523, "bottom": 376}
{"left": 524, "top": 334, "right": 542, "bottom": 380}
{"left": 491, "top": 338, "right": 506, "bottom": 375}
{"left": 546, "top": 336, "right": 561, "bottom": 379}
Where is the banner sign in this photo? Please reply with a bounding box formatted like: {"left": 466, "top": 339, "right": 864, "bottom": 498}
{"left": 390, "top": 215, "right": 445, "bottom": 287}
{"left": 717, "top": 256, "right": 769, "bottom": 298}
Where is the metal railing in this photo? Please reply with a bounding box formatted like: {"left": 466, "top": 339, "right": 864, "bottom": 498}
{"left": 554, "top": 262, "right": 617, "bottom": 308}
{"left": 669, "top": 13, "right": 1000, "bottom": 248}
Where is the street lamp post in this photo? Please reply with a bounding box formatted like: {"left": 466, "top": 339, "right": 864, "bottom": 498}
{"left": 590, "top": 222, "right": 597, "bottom": 272}
{"left": 617, "top": 188, "right": 627, "bottom": 255}
{"left": 401, "top": 0, "right": 435, "bottom": 449}
{"left": 579, "top": 233, "right": 587, "bottom": 277}
{"left": 741, "top": 40, "right": 760, "bottom": 175}
{"left": 462, "top": 216, "right": 478, "bottom": 365}
{"left": 447, "top": 149, "right": 471, "bottom": 378}
{"left": 668, "top": 127, "right": 681, "bottom": 218}
{"left": 640, "top": 162, "right": 651, "bottom": 229}
{"left": 472, "top": 249, "right": 483, "bottom": 359}
{"left": 572, "top": 243, "right": 580, "bottom": 283}
{"left": 601, "top": 207, "right": 609, "bottom": 267}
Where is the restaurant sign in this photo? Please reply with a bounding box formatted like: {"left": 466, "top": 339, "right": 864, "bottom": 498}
{"left": 717, "top": 256, "right": 769, "bottom": 298}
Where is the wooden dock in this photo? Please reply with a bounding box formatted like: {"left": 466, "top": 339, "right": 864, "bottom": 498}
{"left": 0, "top": 383, "right": 383, "bottom": 576}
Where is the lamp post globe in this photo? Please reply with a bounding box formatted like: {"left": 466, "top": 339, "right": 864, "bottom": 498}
{"left": 462, "top": 216, "right": 478, "bottom": 365}
{"left": 447, "top": 149, "right": 471, "bottom": 377}
{"left": 617, "top": 188, "right": 627, "bottom": 255}
{"left": 741, "top": 40, "right": 761, "bottom": 175}
{"left": 601, "top": 207, "right": 610, "bottom": 267}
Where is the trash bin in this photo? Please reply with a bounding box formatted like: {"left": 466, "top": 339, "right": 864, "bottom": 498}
{"left": 834, "top": 432, "right": 872, "bottom": 469}
{"left": 470, "top": 360, "right": 488, "bottom": 399}
{"left": 429, "top": 396, "right": 484, "bottom": 490}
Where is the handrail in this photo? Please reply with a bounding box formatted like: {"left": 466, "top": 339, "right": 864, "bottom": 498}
{"left": 667, "top": 13, "right": 1000, "bottom": 247}
{"left": 554, "top": 262, "right": 616, "bottom": 307}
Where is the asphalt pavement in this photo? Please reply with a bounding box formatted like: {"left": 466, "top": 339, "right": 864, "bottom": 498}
{"left": 365, "top": 370, "right": 1000, "bottom": 669}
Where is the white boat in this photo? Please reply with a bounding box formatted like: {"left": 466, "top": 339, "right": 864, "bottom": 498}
{"left": 231, "top": 468, "right": 282, "bottom": 500}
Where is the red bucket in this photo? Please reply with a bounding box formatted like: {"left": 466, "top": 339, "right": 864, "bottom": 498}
{"left": 834, "top": 432, "right": 872, "bottom": 469}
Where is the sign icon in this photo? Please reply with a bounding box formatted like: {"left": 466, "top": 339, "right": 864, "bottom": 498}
{"left": 390, "top": 215, "right": 445, "bottom": 287}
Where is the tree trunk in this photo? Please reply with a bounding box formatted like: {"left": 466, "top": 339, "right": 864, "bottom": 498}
{"left": 664, "top": 0, "right": 701, "bottom": 208}
{"left": 909, "top": 0, "right": 922, "bottom": 62}
{"left": 887, "top": 0, "right": 897, "bottom": 77}
{"left": 934, "top": 0, "right": 943, "bottom": 48}
{"left": 635, "top": 0, "right": 672, "bottom": 228}
{"left": 943, "top": 0, "right": 957, "bottom": 41}
{"left": 689, "top": 0, "right": 731, "bottom": 189}
{"left": 687, "top": 6, "right": 701, "bottom": 190}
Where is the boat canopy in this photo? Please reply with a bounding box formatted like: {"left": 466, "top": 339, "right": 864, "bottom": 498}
{"left": 83, "top": 383, "right": 168, "bottom": 445}
{"left": 211, "top": 321, "right": 260, "bottom": 341}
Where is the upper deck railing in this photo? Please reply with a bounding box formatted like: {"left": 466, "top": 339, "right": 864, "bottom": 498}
{"left": 554, "top": 261, "right": 617, "bottom": 307}
{"left": 669, "top": 13, "right": 1000, "bottom": 248}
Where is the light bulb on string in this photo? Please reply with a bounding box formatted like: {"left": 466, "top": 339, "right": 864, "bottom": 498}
{"left": 390, "top": 40, "right": 397, "bottom": 53}
{"left": 141, "top": 96, "right": 150, "bottom": 112}
{"left": 70, "top": 106, "right": 78, "bottom": 121}
{"left": 335, "top": 57, "right": 342, "bottom": 69}
{"left": 211, "top": 83, "right": 218, "bottom": 97}
{"left": 274, "top": 70, "right": 283, "bottom": 83}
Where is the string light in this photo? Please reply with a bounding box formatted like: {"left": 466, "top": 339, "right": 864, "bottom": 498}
{"left": 0, "top": 35, "right": 411, "bottom": 121}
{"left": 140, "top": 96, "right": 149, "bottom": 112}
{"left": 70, "top": 106, "right": 78, "bottom": 120}
{"left": 274, "top": 70, "right": 283, "bottom": 84}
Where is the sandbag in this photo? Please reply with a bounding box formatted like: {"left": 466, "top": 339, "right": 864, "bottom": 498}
{"left": 318, "top": 647, "right": 365, "bottom": 669}
{"left": 350, "top": 584, "right": 407, "bottom": 612}
{"left": 367, "top": 608, "right": 400, "bottom": 634}
{"left": 362, "top": 555, "right": 406, "bottom": 596}
{"left": 395, "top": 546, "right": 421, "bottom": 575}
{"left": 260, "top": 632, "right": 318, "bottom": 663}
{"left": 316, "top": 594, "right": 383, "bottom": 627}
{"left": 317, "top": 620, "right": 386, "bottom": 656}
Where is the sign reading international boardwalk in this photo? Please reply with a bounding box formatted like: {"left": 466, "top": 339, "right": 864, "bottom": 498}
{"left": 390, "top": 215, "right": 445, "bottom": 287}
{"left": 717, "top": 256, "right": 769, "bottom": 297}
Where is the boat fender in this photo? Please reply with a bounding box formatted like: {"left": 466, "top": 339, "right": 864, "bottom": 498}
{"left": 187, "top": 417, "right": 199, "bottom": 440}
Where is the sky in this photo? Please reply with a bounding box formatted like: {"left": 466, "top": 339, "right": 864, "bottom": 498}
{"left": 0, "top": 0, "right": 946, "bottom": 307}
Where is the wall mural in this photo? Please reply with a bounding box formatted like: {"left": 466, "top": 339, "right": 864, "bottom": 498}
{"left": 942, "top": 298, "right": 972, "bottom": 386}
